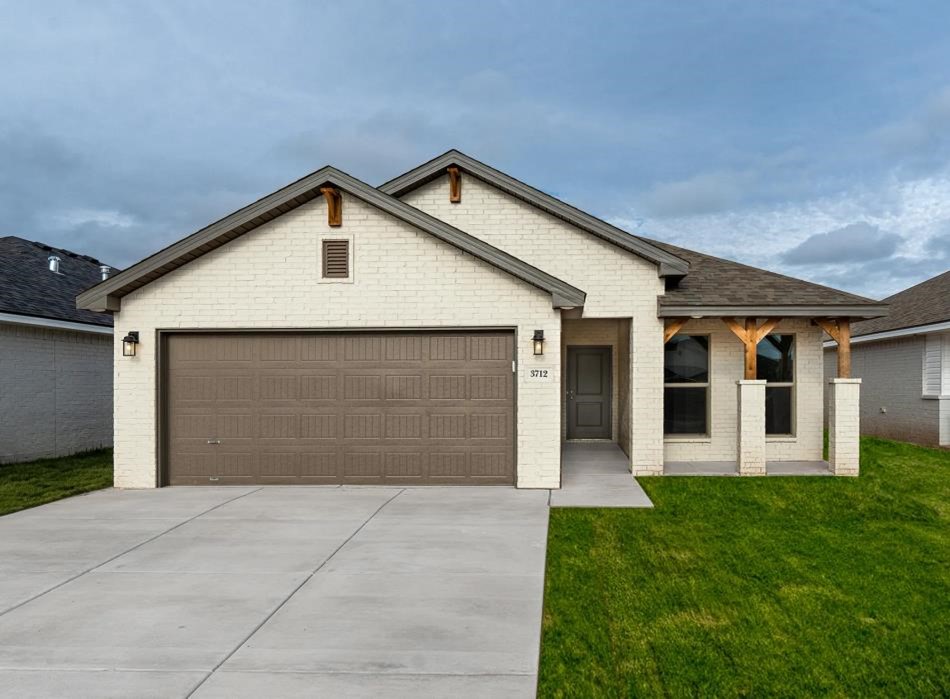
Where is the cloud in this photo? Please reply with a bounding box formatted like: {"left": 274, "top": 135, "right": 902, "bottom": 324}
{"left": 639, "top": 171, "right": 749, "bottom": 218}
{"left": 780, "top": 222, "right": 902, "bottom": 265}
{"left": 872, "top": 85, "right": 950, "bottom": 172}
{"left": 924, "top": 230, "right": 950, "bottom": 258}
{"left": 613, "top": 170, "right": 950, "bottom": 298}
{"left": 46, "top": 208, "right": 137, "bottom": 230}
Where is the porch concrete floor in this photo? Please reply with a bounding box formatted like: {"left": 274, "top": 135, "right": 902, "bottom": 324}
{"left": 664, "top": 461, "right": 832, "bottom": 476}
{"left": 551, "top": 442, "right": 653, "bottom": 508}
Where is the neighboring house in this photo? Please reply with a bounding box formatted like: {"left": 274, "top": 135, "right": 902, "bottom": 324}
{"left": 824, "top": 271, "right": 950, "bottom": 447}
{"left": 0, "top": 237, "right": 115, "bottom": 463}
{"left": 77, "top": 151, "right": 886, "bottom": 488}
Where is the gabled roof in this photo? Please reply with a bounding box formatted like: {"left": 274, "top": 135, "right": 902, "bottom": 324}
{"left": 0, "top": 237, "right": 113, "bottom": 327}
{"left": 76, "top": 167, "right": 586, "bottom": 313}
{"left": 850, "top": 270, "right": 950, "bottom": 337}
{"left": 648, "top": 239, "right": 888, "bottom": 318}
{"left": 378, "top": 150, "right": 691, "bottom": 277}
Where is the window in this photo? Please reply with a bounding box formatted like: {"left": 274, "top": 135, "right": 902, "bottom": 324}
{"left": 757, "top": 334, "right": 794, "bottom": 435}
{"left": 664, "top": 335, "right": 709, "bottom": 435}
{"left": 322, "top": 239, "right": 349, "bottom": 278}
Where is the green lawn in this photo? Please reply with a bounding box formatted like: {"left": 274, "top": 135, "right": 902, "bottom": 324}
{"left": 0, "top": 449, "right": 113, "bottom": 516}
{"left": 539, "top": 437, "right": 950, "bottom": 698}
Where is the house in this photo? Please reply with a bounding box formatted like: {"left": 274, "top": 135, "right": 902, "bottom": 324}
{"left": 0, "top": 237, "right": 114, "bottom": 463}
{"left": 76, "top": 151, "right": 886, "bottom": 488}
{"left": 824, "top": 271, "right": 949, "bottom": 447}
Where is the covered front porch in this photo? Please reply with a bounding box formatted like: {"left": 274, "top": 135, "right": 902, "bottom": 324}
{"left": 660, "top": 312, "right": 861, "bottom": 477}
{"left": 558, "top": 311, "right": 864, "bottom": 480}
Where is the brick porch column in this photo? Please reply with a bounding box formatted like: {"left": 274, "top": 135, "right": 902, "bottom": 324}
{"left": 737, "top": 379, "right": 766, "bottom": 476}
{"left": 828, "top": 378, "right": 861, "bottom": 476}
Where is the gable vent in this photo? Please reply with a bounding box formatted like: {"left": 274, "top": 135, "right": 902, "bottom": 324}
{"left": 322, "top": 239, "right": 349, "bottom": 278}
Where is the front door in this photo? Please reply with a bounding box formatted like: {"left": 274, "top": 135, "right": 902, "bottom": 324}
{"left": 566, "top": 346, "right": 612, "bottom": 440}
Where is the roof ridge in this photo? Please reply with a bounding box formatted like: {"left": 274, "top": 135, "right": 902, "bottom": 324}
{"left": 0, "top": 235, "right": 111, "bottom": 267}
{"left": 881, "top": 269, "right": 950, "bottom": 303}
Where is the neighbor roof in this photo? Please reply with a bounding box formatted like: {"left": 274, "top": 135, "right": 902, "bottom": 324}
{"left": 76, "top": 167, "right": 586, "bottom": 313}
{"left": 648, "top": 240, "right": 888, "bottom": 318}
{"left": 850, "top": 271, "right": 950, "bottom": 337}
{"left": 378, "top": 150, "right": 691, "bottom": 277}
{"left": 0, "top": 237, "right": 113, "bottom": 327}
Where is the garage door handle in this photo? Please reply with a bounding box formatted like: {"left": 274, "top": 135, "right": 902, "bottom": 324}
{"left": 207, "top": 439, "right": 221, "bottom": 445}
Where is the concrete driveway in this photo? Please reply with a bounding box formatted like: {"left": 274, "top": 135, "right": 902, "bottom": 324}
{"left": 0, "top": 486, "right": 549, "bottom": 698}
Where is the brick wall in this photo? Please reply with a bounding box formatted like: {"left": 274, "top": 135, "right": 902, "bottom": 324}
{"left": 113, "top": 194, "right": 561, "bottom": 488}
{"left": 0, "top": 323, "right": 113, "bottom": 463}
{"left": 402, "top": 175, "right": 666, "bottom": 472}
{"left": 663, "top": 317, "right": 824, "bottom": 463}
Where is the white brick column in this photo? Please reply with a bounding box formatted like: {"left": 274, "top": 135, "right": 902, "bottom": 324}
{"left": 631, "top": 316, "right": 664, "bottom": 476}
{"left": 737, "top": 379, "right": 766, "bottom": 476}
{"left": 828, "top": 378, "right": 861, "bottom": 476}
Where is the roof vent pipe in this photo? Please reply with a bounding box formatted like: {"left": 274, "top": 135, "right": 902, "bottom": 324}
{"left": 48, "top": 255, "right": 61, "bottom": 274}
{"left": 100, "top": 265, "right": 112, "bottom": 280}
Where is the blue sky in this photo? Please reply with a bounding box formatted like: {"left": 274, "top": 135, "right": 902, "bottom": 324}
{"left": 2, "top": 1, "right": 948, "bottom": 298}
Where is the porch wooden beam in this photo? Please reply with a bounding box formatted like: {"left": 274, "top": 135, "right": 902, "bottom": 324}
{"left": 722, "top": 317, "right": 748, "bottom": 343}
{"left": 754, "top": 317, "right": 782, "bottom": 343}
{"left": 447, "top": 166, "right": 461, "bottom": 203}
{"left": 320, "top": 187, "right": 342, "bottom": 227}
{"left": 837, "top": 318, "right": 851, "bottom": 378}
{"left": 663, "top": 318, "right": 688, "bottom": 343}
{"left": 813, "top": 317, "right": 841, "bottom": 343}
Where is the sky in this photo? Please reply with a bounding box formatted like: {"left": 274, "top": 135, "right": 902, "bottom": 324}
{"left": 2, "top": 1, "right": 949, "bottom": 300}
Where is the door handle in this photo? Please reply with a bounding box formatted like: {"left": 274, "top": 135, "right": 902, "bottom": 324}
{"left": 566, "top": 390, "right": 575, "bottom": 400}
{"left": 207, "top": 439, "right": 221, "bottom": 445}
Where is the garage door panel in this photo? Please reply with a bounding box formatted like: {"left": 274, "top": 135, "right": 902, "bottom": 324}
{"left": 166, "top": 332, "right": 514, "bottom": 485}
{"left": 344, "top": 336, "right": 383, "bottom": 361}
{"left": 300, "top": 375, "right": 338, "bottom": 400}
{"left": 343, "top": 375, "right": 382, "bottom": 400}
{"left": 470, "top": 413, "right": 510, "bottom": 440}
{"left": 384, "top": 335, "right": 424, "bottom": 361}
{"left": 385, "top": 374, "right": 423, "bottom": 400}
{"left": 299, "top": 413, "right": 339, "bottom": 439}
{"left": 430, "top": 375, "right": 467, "bottom": 400}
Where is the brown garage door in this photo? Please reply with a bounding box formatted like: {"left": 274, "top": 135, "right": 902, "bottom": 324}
{"left": 164, "top": 331, "right": 515, "bottom": 485}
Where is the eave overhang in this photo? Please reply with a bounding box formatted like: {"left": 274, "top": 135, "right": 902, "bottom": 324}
{"left": 659, "top": 304, "right": 890, "bottom": 319}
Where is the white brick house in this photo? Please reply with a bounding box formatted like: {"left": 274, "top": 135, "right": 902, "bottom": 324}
{"left": 1, "top": 238, "right": 114, "bottom": 463}
{"left": 77, "top": 151, "right": 887, "bottom": 488}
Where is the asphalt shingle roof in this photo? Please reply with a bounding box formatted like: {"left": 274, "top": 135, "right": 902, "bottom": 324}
{"left": 850, "top": 270, "right": 950, "bottom": 337}
{"left": 0, "top": 236, "right": 114, "bottom": 327}
{"left": 645, "top": 239, "right": 878, "bottom": 308}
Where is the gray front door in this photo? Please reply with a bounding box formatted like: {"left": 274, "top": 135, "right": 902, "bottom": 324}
{"left": 566, "top": 346, "right": 612, "bottom": 440}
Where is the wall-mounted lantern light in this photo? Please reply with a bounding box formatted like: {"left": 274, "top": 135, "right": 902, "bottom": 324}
{"left": 122, "top": 331, "right": 140, "bottom": 357}
{"left": 532, "top": 329, "right": 545, "bottom": 356}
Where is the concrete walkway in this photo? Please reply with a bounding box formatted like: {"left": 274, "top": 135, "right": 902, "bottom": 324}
{"left": 0, "top": 486, "right": 549, "bottom": 698}
{"left": 664, "top": 460, "right": 832, "bottom": 476}
{"left": 551, "top": 442, "right": 653, "bottom": 508}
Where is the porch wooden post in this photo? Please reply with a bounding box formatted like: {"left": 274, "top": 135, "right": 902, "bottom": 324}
{"left": 743, "top": 317, "right": 757, "bottom": 379}
{"left": 837, "top": 318, "right": 851, "bottom": 379}
{"left": 814, "top": 318, "right": 852, "bottom": 379}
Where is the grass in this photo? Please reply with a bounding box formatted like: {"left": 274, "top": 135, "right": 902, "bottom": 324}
{"left": 0, "top": 449, "right": 113, "bottom": 516}
{"left": 539, "top": 437, "right": 950, "bottom": 698}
